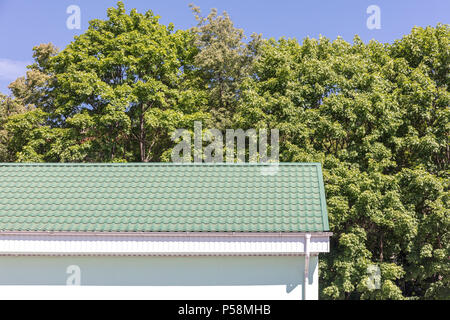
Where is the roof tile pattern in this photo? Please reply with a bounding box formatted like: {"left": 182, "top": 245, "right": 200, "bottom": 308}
{"left": 0, "top": 163, "right": 329, "bottom": 233}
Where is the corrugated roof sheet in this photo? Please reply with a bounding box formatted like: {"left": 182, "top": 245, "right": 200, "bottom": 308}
{"left": 0, "top": 163, "right": 329, "bottom": 233}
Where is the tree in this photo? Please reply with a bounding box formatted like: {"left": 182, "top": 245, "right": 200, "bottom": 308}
{"left": 46, "top": 1, "right": 209, "bottom": 162}
{"left": 190, "top": 4, "right": 261, "bottom": 129}
{"left": 0, "top": 43, "right": 58, "bottom": 161}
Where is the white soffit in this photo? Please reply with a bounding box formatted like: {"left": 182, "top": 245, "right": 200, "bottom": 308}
{"left": 0, "top": 232, "right": 331, "bottom": 256}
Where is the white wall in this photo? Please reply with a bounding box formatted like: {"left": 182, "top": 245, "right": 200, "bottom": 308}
{"left": 0, "top": 255, "right": 319, "bottom": 300}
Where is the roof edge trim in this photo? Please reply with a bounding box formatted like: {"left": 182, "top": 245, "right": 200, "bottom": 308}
{"left": 0, "top": 231, "right": 333, "bottom": 238}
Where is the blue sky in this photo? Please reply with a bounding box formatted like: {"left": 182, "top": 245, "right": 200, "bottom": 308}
{"left": 0, "top": 0, "right": 448, "bottom": 94}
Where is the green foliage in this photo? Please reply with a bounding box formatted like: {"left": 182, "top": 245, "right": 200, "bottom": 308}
{"left": 14, "top": 2, "right": 208, "bottom": 162}
{"left": 0, "top": 2, "right": 448, "bottom": 299}
{"left": 189, "top": 4, "right": 262, "bottom": 129}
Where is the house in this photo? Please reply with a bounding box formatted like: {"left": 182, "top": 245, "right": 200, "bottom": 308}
{"left": 0, "top": 163, "right": 331, "bottom": 300}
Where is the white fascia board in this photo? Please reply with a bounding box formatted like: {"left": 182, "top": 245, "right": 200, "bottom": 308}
{"left": 0, "top": 232, "right": 331, "bottom": 256}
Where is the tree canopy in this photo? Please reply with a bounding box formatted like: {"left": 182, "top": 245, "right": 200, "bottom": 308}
{"left": 0, "top": 2, "right": 448, "bottom": 299}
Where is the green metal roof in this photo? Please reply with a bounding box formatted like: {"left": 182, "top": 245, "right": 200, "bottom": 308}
{"left": 0, "top": 163, "right": 329, "bottom": 233}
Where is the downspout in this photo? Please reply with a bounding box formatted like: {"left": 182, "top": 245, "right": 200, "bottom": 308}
{"left": 303, "top": 233, "right": 311, "bottom": 300}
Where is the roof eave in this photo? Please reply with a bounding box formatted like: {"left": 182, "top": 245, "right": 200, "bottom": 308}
{"left": 0, "top": 231, "right": 333, "bottom": 238}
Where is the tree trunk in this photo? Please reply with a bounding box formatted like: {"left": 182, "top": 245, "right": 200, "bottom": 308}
{"left": 139, "top": 103, "right": 146, "bottom": 162}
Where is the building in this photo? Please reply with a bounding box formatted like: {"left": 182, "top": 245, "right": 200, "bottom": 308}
{"left": 0, "top": 163, "right": 331, "bottom": 300}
